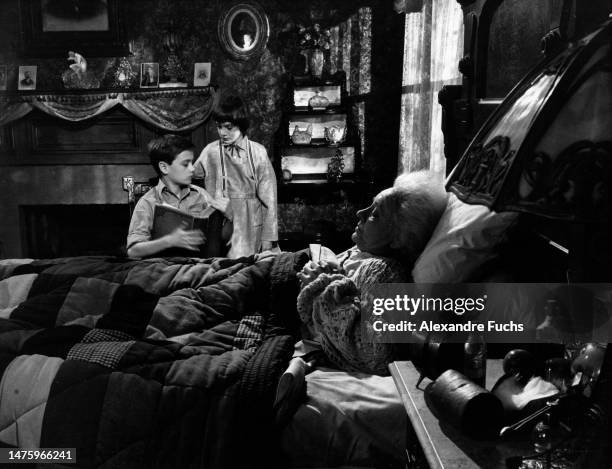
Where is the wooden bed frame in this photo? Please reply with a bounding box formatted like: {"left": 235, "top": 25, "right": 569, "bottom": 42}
{"left": 440, "top": 0, "right": 612, "bottom": 283}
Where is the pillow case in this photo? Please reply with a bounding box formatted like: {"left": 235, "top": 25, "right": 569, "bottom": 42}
{"left": 412, "top": 192, "right": 519, "bottom": 283}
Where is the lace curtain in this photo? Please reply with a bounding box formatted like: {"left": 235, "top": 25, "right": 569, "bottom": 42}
{"left": 398, "top": 0, "right": 464, "bottom": 179}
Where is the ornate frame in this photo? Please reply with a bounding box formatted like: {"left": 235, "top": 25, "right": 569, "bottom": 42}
{"left": 217, "top": 1, "right": 269, "bottom": 61}
{"left": 19, "top": 0, "right": 128, "bottom": 57}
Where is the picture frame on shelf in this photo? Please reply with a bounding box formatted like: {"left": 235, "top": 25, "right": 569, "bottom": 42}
{"left": 19, "top": 0, "right": 128, "bottom": 57}
{"left": 18, "top": 65, "right": 37, "bottom": 91}
{"left": 193, "top": 63, "right": 211, "bottom": 87}
{"left": 0, "top": 66, "right": 7, "bottom": 91}
{"left": 140, "top": 63, "right": 159, "bottom": 88}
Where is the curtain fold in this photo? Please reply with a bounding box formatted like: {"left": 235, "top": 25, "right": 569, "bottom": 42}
{"left": 31, "top": 95, "right": 120, "bottom": 122}
{"left": 0, "top": 102, "right": 32, "bottom": 127}
{"left": 398, "top": 0, "right": 463, "bottom": 179}
{"left": 0, "top": 88, "right": 218, "bottom": 132}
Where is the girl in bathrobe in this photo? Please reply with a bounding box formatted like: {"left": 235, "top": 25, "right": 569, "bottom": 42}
{"left": 194, "top": 95, "right": 278, "bottom": 258}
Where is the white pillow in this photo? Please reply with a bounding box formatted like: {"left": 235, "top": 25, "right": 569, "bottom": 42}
{"left": 412, "top": 193, "right": 519, "bottom": 282}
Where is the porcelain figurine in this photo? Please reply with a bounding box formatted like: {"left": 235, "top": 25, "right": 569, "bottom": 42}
{"left": 324, "top": 125, "right": 346, "bottom": 146}
{"left": 291, "top": 124, "right": 313, "bottom": 144}
{"left": 62, "top": 51, "right": 100, "bottom": 89}
{"left": 308, "top": 91, "right": 330, "bottom": 110}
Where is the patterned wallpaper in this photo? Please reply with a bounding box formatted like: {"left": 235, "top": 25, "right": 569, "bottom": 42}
{"left": 0, "top": 0, "right": 375, "bottom": 154}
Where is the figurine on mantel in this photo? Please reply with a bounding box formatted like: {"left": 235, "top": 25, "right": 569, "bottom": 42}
{"left": 62, "top": 51, "right": 100, "bottom": 89}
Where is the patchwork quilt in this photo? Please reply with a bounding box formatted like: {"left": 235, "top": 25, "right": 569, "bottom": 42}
{"left": 0, "top": 253, "right": 305, "bottom": 468}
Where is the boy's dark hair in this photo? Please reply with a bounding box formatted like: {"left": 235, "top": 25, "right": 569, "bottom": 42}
{"left": 148, "top": 134, "right": 195, "bottom": 177}
{"left": 212, "top": 95, "right": 249, "bottom": 134}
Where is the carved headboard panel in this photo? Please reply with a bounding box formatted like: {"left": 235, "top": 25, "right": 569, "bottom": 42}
{"left": 440, "top": 0, "right": 612, "bottom": 282}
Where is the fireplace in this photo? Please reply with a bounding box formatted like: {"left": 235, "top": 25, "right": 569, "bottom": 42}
{"left": 20, "top": 205, "right": 131, "bottom": 258}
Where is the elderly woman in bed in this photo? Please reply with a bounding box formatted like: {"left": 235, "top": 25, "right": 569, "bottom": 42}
{"left": 296, "top": 171, "right": 447, "bottom": 375}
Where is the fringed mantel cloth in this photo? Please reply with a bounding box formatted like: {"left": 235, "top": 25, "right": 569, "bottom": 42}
{"left": 0, "top": 87, "right": 219, "bottom": 132}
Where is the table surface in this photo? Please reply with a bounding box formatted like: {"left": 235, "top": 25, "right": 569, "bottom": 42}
{"left": 389, "top": 360, "right": 533, "bottom": 469}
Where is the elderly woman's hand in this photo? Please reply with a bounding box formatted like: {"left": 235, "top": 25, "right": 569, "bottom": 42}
{"left": 297, "top": 260, "right": 340, "bottom": 288}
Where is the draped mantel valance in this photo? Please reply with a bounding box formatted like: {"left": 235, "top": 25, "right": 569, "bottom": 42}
{"left": 0, "top": 87, "right": 219, "bottom": 132}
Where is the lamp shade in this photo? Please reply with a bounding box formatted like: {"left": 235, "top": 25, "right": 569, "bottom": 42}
{"left": 447, "top": 19, "right": 612, "bottom": 223}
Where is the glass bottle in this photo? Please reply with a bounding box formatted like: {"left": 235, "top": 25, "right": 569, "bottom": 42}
{"left": 536, "top": 299, "right": 560, "bottom": 342}
{"left": 531, "top": 412, "right": 553, "bottom": 469}
{"left": 532, "top": 414, "right": 552, "bottom": 454}
{"left": 464, "top": 332, "right": 487, "bottom": 387}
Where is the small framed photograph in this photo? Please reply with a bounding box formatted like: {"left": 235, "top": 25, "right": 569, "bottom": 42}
{"left": 140, "top": 62, "right": 159, "bottom": 88}
{"left": 193, "top": 62, "right": 211, "bottom": 87}
{"left": 0, "top": 65, "right": 7, "bottom": 91}
{"left": 18, "top": 65, "right": 37, "bottom": 90}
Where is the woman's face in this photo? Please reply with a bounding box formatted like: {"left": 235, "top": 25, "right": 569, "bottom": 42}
{"left": 352, "top": 189, "right": 394, "bottom": 255}
{"left": 217, "top": 121, "right": 242, "bottom": 145}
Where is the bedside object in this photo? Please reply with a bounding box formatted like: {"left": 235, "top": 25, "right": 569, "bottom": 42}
{"left": 425, "top": 369, "right": 504, "bottom": 439}
{"left": 389, "top": 360, "right": 533, "bottom": 468}
{"left": 291, "top": 124, "right": 313, "bottom": 144}
{"left": 308, "top": 91, "right": 330, "bottom": 110}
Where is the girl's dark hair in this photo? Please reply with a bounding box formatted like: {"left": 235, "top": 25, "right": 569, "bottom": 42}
{"left": 148, "top": 134, "right": 195, "bottom": 177}
{"left": 212, "top": 95, "right": 250, "bottom": 134}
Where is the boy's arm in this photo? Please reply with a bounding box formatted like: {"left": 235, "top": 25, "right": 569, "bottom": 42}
{"left": 127, "top": 236, "right": 174, "bottom": 259}
{"left": 127, "top": 229, "right": 204, "bottom": 259}
{"left": 126, "top": 197, "right": 154, "bottom": 256}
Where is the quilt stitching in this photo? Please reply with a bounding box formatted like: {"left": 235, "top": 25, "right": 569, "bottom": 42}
{"left": 232, "top": 314, "right": 263, "bottom": 351}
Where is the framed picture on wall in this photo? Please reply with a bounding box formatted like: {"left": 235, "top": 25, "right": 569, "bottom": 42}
{"left": 193, "top": 63, "right": 211, "bottom": 87}
{"left": 18, "top": 66, "right": 37, "bottom": 91}
{"left": 0, "top": 66, "right": 7, "bottom": 91}
{"left": 140, "top": 63, "right": 159, "bottom": 88}
{"left": 19, "top": 0, "right": 128, "bottom": 57}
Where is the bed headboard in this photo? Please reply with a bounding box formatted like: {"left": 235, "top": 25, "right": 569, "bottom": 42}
{"left": 439, "top": 0, "right": 612, "bottom": 283}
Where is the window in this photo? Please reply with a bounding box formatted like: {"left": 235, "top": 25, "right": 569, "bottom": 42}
{"left": 398, "top": 0, "right": 464, "bottom": 179}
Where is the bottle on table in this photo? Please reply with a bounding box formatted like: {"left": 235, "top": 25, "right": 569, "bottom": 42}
{"left": 464, "top": 332, "right": 487, "bottom": 387}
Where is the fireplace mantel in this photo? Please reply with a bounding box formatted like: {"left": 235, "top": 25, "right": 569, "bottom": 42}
{"left": 0, "top": 87, "right": 218, "bottom": 132}
{"left": 0, "top": 88, "right": 217, "bottom": 257}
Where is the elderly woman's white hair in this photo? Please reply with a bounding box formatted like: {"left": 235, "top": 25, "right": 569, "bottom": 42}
{"left": 379, "top": 170, "right": 447, "bottom": 264}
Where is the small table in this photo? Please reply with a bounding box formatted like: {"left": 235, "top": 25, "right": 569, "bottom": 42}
{"left": 389, "top": 360, "right": 532, "bottom": 469}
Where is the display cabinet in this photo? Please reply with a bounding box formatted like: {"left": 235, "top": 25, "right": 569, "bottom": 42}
{"left": 275, "top": 73, "right": 372, "bottom": 253}
{"left": 276, "top": 74, "right": 361, "bottom": 187}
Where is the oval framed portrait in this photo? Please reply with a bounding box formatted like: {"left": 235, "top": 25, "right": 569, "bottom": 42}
{"left": 218, "top": 2, "right": 269, "bottom": 61}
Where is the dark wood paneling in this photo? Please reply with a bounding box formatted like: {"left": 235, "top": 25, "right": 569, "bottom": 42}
{"left": 441, "top": 0, "right": 611, "bottom": 170}
{"left": 483, "top": 0, "right": 552, "bottom": 98}
{"left": 0, "top": 126, "right": 15, "bottom": 156}
{"left": 31, "top": 118, "right": 139, "bottom": 153}
{"left": 20, "top": 204, "right": 130, "bottom": 257}
{"left": 0, "top": 108, "right": 209, "bottom": 165}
